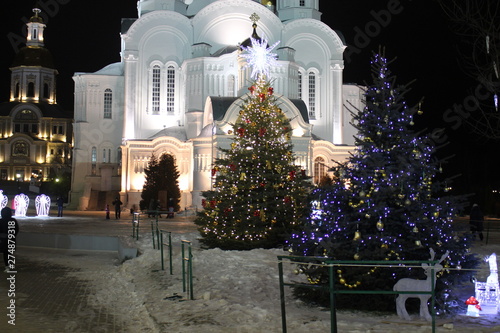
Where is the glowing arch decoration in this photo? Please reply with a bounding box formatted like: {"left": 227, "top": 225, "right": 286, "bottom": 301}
{"left": 0, "top": 190, "right": 7, "bottom": 209}
{"left": 35, "top": 194, "right": 51, "bottom": 217}
{"left": 14, "top": 194, "right": 29, "bottom": 217}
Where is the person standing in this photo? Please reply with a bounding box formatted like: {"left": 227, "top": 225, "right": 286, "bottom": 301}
{"left": 105, "top": 204, "right": 110, "bottom": 220}
{"left": 0, "top": 207, "right": 19, "bottom": 272}
{"left": 469, "top": 203, "right": 484, "bottom": 241}
{"left": 112, "top": 197, "right": 123, "bottom": 219}
{"left": 56, "top": 196, "right": 64, "bottom": 217}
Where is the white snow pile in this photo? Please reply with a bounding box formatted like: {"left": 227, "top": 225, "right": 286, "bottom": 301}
{"left": 68, "top": 232, "right": 500, "bottom": 333}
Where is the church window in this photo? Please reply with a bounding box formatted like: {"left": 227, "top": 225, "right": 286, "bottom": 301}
{"left": 27, "top": 82, "right": 35, "bottom": 97}
{"left": 227, "top": 75, "right": 235, "bottom": 96}
{"left": 91, "top": 147, "right": 97, "bottom": 175}
{"left": 14, "top": 109, "right": 38, "bottom": 134}
{"left": 104, "top": 88, "right": 112, "bottom": 119}
{"left": 166, "top": 65, "right": 175, "bottom": 113}
{"left": 152, "top": 65, "right": 161, "bottom": 115}
{"left": 43, "top": 83, "right": 49, "bottom": 99}
{"left": 15, "top": 83, "right": 20, "bottom": 98}
{"left": 300, "top": 0, "right": 305, "bottom": 6}
{"left": 308, "top": 71, "right": 316, "bottom": 119}
{"left": 103, "top": 149, "right": 107, "bottom": 163}
{"left": 313, "top": 156, "right": 326, "bottom": 184}
{"left": 0, "top": 169, "right": 6, "bottom": 181}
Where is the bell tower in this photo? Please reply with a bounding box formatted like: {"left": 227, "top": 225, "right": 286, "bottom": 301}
{"left": 9, "top": 7, "right": 57, "bottom": 104}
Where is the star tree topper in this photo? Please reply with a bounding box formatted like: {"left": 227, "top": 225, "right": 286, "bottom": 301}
{"left": 240, "top": 13, "right": 280, "bottom": 79}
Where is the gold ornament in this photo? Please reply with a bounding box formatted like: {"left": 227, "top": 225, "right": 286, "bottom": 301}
{"left": 415, "top": 240, "right": 422, "bottom": 246}
{"left": 412, "top": 226, "right": 419, "bottom": 233}
{"left": 376, "top": 220, "right": 384, "bottom": 231}
{"left": 354, "top": 253, "right": 360, "bottom": 260}
{"left": 398, "top": 194, "right": 405, "bottom": 199}
{"left": 353, "top": 231, "right": 361, "bottom": 241}
{"left": 381, "top": 244, "right": 388, "bottom": 249}
{"left": 365, "top": 213, "right": 371, "bottom": 219}
{"left": 405, "top": 199, "right": 411, "bottom": 205}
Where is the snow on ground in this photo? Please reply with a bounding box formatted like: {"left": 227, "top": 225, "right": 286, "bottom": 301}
{"left": 41, "top": 231, "right": 500, "bottom": 333}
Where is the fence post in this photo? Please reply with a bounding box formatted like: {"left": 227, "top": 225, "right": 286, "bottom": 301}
{"left": 182, "top": 240, "right": 193, "bottom": 300}
{"left": 278, "top": 258, "right": 287, "bottom": 333}
{"left": 151, "top": 221, "right": 156, "bottom": 249}
{"left": 160, "top": 230, "right": 173, "bottom": 274}
{"left": 132, "top": 212, "right": 140, "bottom": 240}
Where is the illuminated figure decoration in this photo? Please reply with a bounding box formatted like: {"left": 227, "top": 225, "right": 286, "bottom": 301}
{"left": 35, "top": 194, "right": 51, "bottom": 216}
{"left": 0, "top": 190, "right": 7, "bottom": 209}
{"left": 465, "top": 296, "right": 482, "bottom": 317}
{"left": 475, "top": 253, "right": 499, "bottom": 314}
{"left": 393, "top": 249, "right": 449, "bottom": 321}
{"left": 14, "top": 193, "right": 29, "bottom": 217}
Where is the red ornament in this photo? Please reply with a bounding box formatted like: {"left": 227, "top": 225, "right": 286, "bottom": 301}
{"left": 301, "top": 169, "right": 306, "bottom": 177}
{"left": 259, "top": 93, "right": 266, "bottom": 101}
{"left": 202, "top": 199, "right": 206, "bottom": 207}
{"left": 248, "top": 86, "right": 255, "bottom": 94}
{"left": 211, "top": 167, "right": 218, "bottom": 176}
{"left": 268, "top": 87, "right": 274, "bottom": 95}
{"left": 254, "top": 210, "right": 260, "bottom": 217}
{"left": 237, "top": 127, "right": 246, "bottom": 137}
{"left": 259, "top": 128, "right": 266, "bottom": 136}
{"left": 289, "top": 170, "right": 296, "bottom": 180}
{"left": 229, "top": 164, "right": 236, "bottom": 171}
{"left": 210, "top": 200, "right": 216, "bottom": 208}
{"left": 284, "top": 196, "right": 291, "bottom": 203}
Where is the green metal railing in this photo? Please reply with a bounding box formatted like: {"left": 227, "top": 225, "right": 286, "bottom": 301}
{"left": 182, "top": 240, "right": 194, "bottom": 300}
{"left": 151, "top": 220, "right": 160, "bottom": 249}
{"left": 160, "top": 229, "right": 173, "bottom": 274}
{"left": 131, "top": 212, "right": 140, "bottom": 240}
{"left": 277, "top": 255, "right": 439, "bottom": 333}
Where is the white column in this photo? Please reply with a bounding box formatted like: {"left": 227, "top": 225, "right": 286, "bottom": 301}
{"left": 331, "top": 60, "right": 344, "bottom": 144}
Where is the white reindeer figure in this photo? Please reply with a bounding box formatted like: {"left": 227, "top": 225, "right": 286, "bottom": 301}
{"left": 393, "top": 248, "right": 450, "bottom": 321}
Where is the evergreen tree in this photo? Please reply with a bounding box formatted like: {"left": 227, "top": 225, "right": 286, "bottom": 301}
{"left": 195, "top": 75, "right": 311, "bottom": 250}
{"left": 288, "top": 52, "right": 477, "bottom": 313}
{"left": 140, "top": 153, "right": 181, "bottom": 212}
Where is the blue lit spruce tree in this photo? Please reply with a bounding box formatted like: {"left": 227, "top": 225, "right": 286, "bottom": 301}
{"left": 288, "top": 52, "right": 477, "bottom": 313}
{"left": 195, "top": 36, "right": 311, "bottom": 250}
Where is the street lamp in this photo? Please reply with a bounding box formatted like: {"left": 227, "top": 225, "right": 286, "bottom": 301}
{"left": 16, "top": 173, "right": 22, "bottom": 194}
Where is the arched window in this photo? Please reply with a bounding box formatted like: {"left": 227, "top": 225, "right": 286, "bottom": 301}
{"left": 27, "top": 82, "right": 35, "bottom": 97}
{"left": 166, "top": 65, "right": 175, "bottom": 113}
{"left": 14, "top": 109, "right": 39, "bottom": 134}
{"left": 15, "top": 83, "right": 20, "bottom": 98}
{"left": 43, "top": 83, "right": 49, "bottom": 99}
{"left": 313, "top": 156, "right": 326, "bottom": 184}
{"left": 91, "top": 146, "right": 97, "bottom": 175}
{"left": 151, "top": 65, "right": 161, "bottom": 115}
{"left": 103, "top": 88, "right": 112, "bottom": 119}
{"left": 308, "top": 71, "right": 316, "bottom": 119}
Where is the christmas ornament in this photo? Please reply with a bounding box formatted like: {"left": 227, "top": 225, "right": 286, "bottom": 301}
{"left": 353, "top": 231, "right": 361, "bottom": 241}
{"left": 376, "top": 219, "right": 384, "bottom": 231}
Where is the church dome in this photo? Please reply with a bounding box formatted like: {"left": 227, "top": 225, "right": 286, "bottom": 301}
{"left": 11, "top": 46, "right": 55, "bottom": 69}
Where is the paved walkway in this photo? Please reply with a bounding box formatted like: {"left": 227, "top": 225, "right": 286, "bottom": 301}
{"left": 0, "top": 210, "right": 198, "bottom": 332}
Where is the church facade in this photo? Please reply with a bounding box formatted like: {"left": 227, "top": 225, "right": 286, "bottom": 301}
{"left": 70, "top": 0, "right": 363, "bottom": 210}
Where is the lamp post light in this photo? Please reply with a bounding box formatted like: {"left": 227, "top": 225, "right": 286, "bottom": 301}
{"left": 16, "top": 173, "right": 22, "bottom": 194}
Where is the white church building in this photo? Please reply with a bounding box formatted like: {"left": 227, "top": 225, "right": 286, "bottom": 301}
{"left": 70, "top": 0, "right": 362, "bottom": 210}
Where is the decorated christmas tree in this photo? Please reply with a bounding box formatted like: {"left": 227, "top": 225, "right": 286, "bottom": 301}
{"left": 195, "top": 36, "right": 311, "bottom": 250}
{"left": 288, "top": 52, "right": 477, "bottom": 312}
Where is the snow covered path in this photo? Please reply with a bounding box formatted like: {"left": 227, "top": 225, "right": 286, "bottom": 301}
{"left": 65, "top": 231, "right": 500, "bottom": 333}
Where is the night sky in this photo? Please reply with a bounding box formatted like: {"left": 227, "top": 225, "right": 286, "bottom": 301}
{"left": 1, "top": 0, "right": 497, "bottom": 212}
